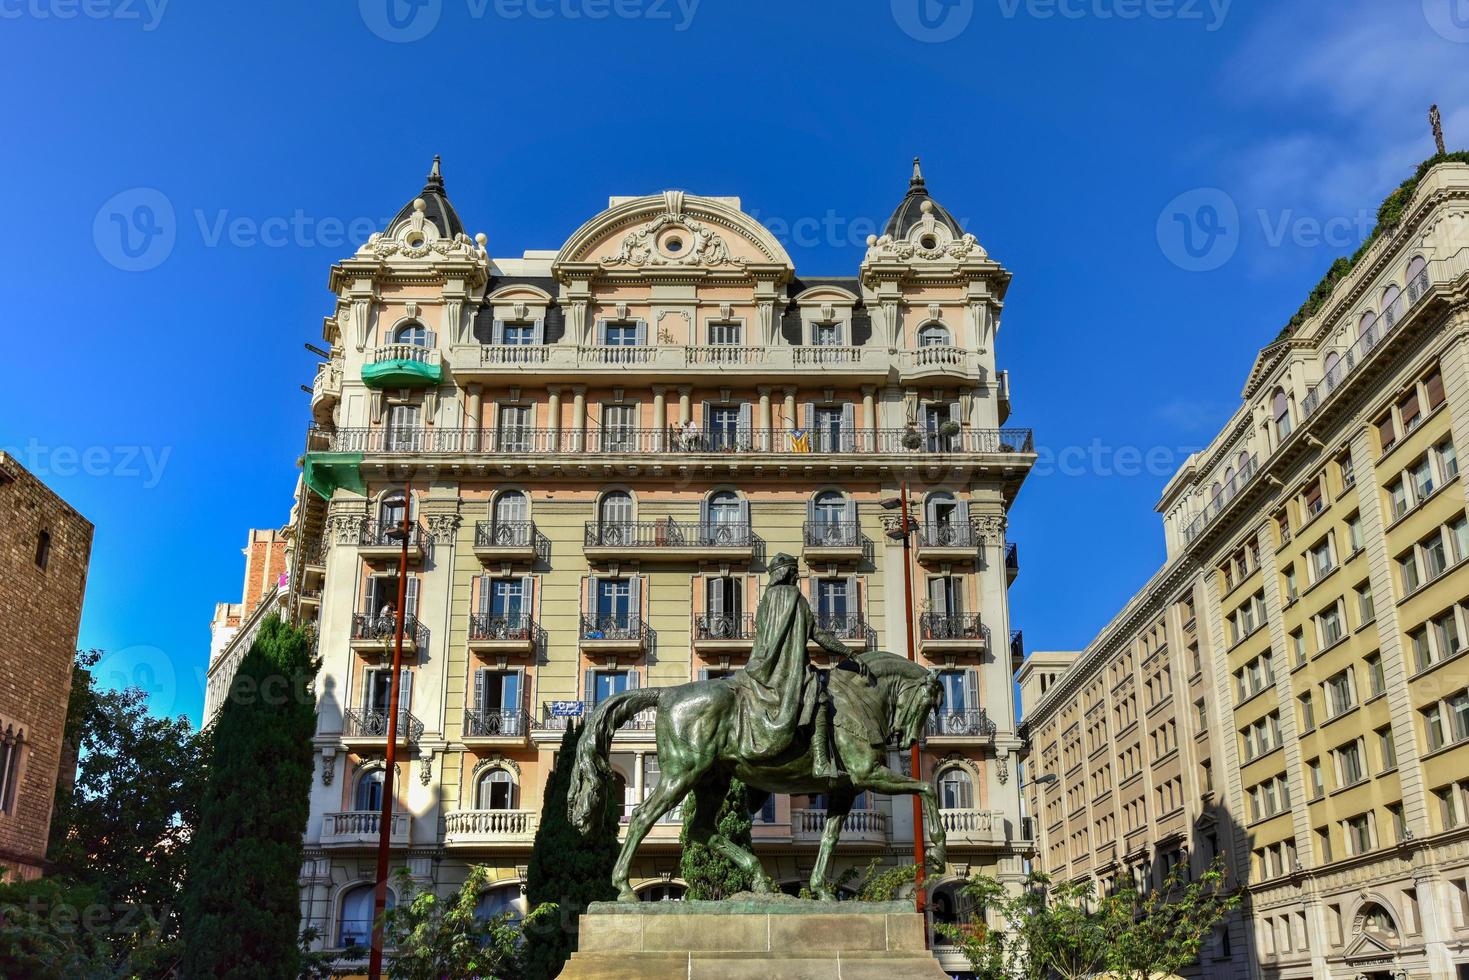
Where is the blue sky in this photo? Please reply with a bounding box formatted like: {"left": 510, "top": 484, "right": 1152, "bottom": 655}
{"left": 4, "top": 0, "right": 1465, "bottom": 725}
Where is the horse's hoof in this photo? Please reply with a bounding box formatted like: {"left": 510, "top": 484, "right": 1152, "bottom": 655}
{"left": 926, "top": 851, "right": 947, "bottom": 875}
{"left": 617, "top": 887, "right": 638, "bottom": 903}
{"left": 752, "top": 877, "right": 774, "bottom": 894}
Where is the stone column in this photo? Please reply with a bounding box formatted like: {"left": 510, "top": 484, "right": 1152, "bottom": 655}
{"left": 757, "top": 386, "right": 772, "bottom": 452}
{"left": 677, "top": 386, "right": 692, "bottom": 426}
{"left": 861, "top": 385, "right": 877, "bottom": 451}
{"left": 783, "top": 387, "right": 797, "bottom": 429}
{"left": 652, "top": 386, "right": 667, "bottom": 451}
{"left": 466, "top": 384, "right": 483, "bottom": 452}
{"left": 572, "top": 386, "right": 587, "bottom": 453}
{"left": 633, "top": 750, "right": 646, "bottom": 803}
{"left": 547, "top": 387, "right": 562, "bottom": 451}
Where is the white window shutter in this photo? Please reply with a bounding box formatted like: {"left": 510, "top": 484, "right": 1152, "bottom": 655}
{"left": 473, "top": 667, "right": 487, "bottom": 715}
{"left": 595, "top": 319, "right": 607, "bottom": 345}
{"left": 738, "top": 493, "right": 750, "bottom": 526}
{"left": 841, "top": 403, "right": 855, "bottom": 445}
{"left": 806, "top": 495, "right": 817, "bottom": 526}
{"left": 629, "top": 576, "right": 642, "bottom": 623}
{"left": 520, "top": 575, "right": 535, "bottom": 623}
{"left": 635, "top": 319, "right": 648, "bottom": 346}
{"left": 531, "top": 318, "right": 544, "bottom": 345}
{"left": 708, "top": 577, "right": 725, "bottom": 619}
{"left": 627, "top": 669, "right": 640, "bottom": 689}
{"left": 398, "top": 668, "right": 413, "bottom": 713}
{"left": 699, "top": 494, "right": 710, "bottom": 527}
{"left": 473, "top": 575, "right": 487, "bottom": 617}
{"left": 803, "top": 403, "right": 814, "bottom": 431}
{"left": 701, "top": 400, "right": 712, "bottom": 432}
{"left": 846, "top": 497, "right": 857, "bottom": 525}
{"left": 492, "top": 319, "right": 505, "bottom": 345}
{"left": 738, "top": 402, "right": 753, "bottom": 438}
{"left": 405, "top": 576, "right": 420, "bottom": 619}
{"left": 587, "top": 575, "right": 600, "bottom": 618}
{"left": 424, "top": 328, "right": 438, "bottom": 348}
{"left": 964, "top": 669, "right": 979, "bottom": 711}
{"left": 584, "top": 668, "right": 595, "bottom": 703}
{"left": 956, "top": 498, "right": 971, "bottom": 529}
{"left": 846, "top": 575, "right": 860, "bottom": 619}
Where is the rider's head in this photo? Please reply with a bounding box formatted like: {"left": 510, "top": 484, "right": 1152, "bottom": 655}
{"left": 769, "top": 553, "right": 798, "bottom": 585}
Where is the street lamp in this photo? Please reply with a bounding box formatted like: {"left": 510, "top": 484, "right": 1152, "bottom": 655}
{"left": 879, "top": 483, "right": 928, "bottom": 922}
{"left": 368, "top": 479, "right": 413, "bottom": 980}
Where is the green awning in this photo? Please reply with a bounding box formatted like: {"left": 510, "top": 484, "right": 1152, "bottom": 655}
{"left": 303, "top": 452, "right": 366, "bottom": 500}
{"left": 361, "top": 358, "right": 443, "bottom": 388}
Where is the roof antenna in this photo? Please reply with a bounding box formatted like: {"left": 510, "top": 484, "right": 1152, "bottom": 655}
{"left": 1430, "top": 106, "right": 1446, "bottom": 156}
{"left": 909, "top": 156, "right": 926, "bottom": 192}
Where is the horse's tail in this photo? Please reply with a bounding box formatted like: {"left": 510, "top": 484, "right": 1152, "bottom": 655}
{"left": 567, "top": 688, "right": 662, "bottom": 834}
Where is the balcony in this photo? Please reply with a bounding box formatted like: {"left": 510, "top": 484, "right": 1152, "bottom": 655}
{"left": 321, "top": 810, "right": 410, "bottom": 848}
{"left": 997, "top": 369, "right": 1011, "bottom": 424}
{"left": 449, "top": 342, "right": 894, "bottom": 381}
{"left": 310, "top": 361, "right": 341, "bottom": 425}
{"left": 468, "top": 614, "right": 540, "bottom": 656}
{"left": 583, "top": 520, "right": 755, "bottom": 562}
{"left": 791, "top": 807, "right": 889, "bottom": 845}
{"left": 462, "top": 709, "right": 530, "bottom": 744}
{"left": 362, "top": 344, "right": 443, "bottom": 388}
{"left": 578, "top": 615, "right": 648, "bottom": 655}
{"left": 536, "top": 700, "right": 657, "bottom": 732}
{"left": 443, "top": 809, "right": 538, "bottom": 846}
{"left": 472, "top": 520, "right": 541, "bottom": 562}
{"left": 693, "top": 613, "right": 757, "bottom": 653}
{"left": 356, "top": 519, "right": 427, "bottom": 561}
{"left": 1005, "top": 542, "right": 1019, "bottom": 583}
{"left": 802, "top": 521, "right": 867, "bottom": 563}
{"left": 812, "top": 614, "right": 872, "bottom": 651}
{"left": 1010, "top": 629, "right": 1024, "bottom": 673}
{"left": 341, "top": 708, "right": 424, "bottom": 747}
{"left": 919, "top": 613, "right": 989, "bottom": 656}
{"left": 315, "top": 425, "right": 1035, "bottom": 462}
{"left": 897, "top": 345, "right": 984, "bottom": 383}
{"left": 939, "top": 808, "right": 1008, "bottom": 847}
{"left": 927, "top": 708, "right": 997, "bottom": 742}
{"left": 350, "top": 613, "right": 429, "bottom": 655}
{"left": 914, "top": 521, "right": 982, "bottom": 562}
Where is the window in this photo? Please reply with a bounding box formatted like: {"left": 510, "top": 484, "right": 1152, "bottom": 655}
{"left": 708, "top": 320, "right": 741, "bottom": 345}
{"left": 594, "top": 579, "right": 634, "bottom": 629}
{"left": 1303, "top": 479, "right": 1325, "bottom": 519}
{"left": 1272, "top": 388, "right": 1292, "bottom": 441}
{"left": 705, "top": 575, "right": 743, "bottom": 629}
{"left": 590, "top": 669, "right": 631, "bottom": 705}
{"left": 34, "top": 531, "right": 50, "bottom": 570}
{"left": 1291, "top": 628, "right": 1307, "bottom": 667}
{"left": 1344, "top": 813, "right": 1373, "bottom": 855}
{"left": 1282, "top": 564, "right": 1298, "bottom": 602}
{"left": 937, "top": 767, "right": 974, "bottom": 809}
{"left": 384, "top": 403, "right": 421, "bottom": 452}
{"left": 392, "top": 320, "right": 430, "bottom": 346}
{"left": 0, "top": 730, "right": 20, "bottom": 815}
{"left": 598, "top": 490, "right": 633, "bottom": 529}
{"left": 1365, "top": 653, "right": 1385, "bottom": 697}
{"left": 1325, "top": 668, "right": 1355, "bottom": 717}
{"left": 474, "top": 768, "right": 517, "bottom": 810}
{"left": 1298, "top": 692, "right": 1315, "bottom": 732}
{"left": 815, "top": 577, "right": 854, "bottom": 625}
{"left": 604, "top": 321, "right": 639, "bottom": 346}
{"left": 705, "top": 490, "right": 743, "bottom": 535}
{"left": 917, "top": 323, "right": 952, "bottom": 347}
{"left": 1434, "top": 609, "right": 1464, "bottom": 660}
{"left": 1308, "top": 537, "right": 1334, "bottom": 581}
{"left": 1410, "top": 456, "right": 1436, "bottom": 502}
{"left": 1400, "top": 548, "right": 1422, "bottom": 594}
{"left": 476, "top": 884, "right": 525, "bottom": 923}
{"left": 497, "top": 405, "right": 531, "bottom": 452}
{"left": 1335, "top": 740, "right": 1366, "bottom": 786}
{"left": 1308, "top": 758, "right": 1324, "bottom": 800}
{"left": 1377, "top": 725, "right": 1397, "bottom": 769}
{"left": 1318, "top": 603, "right": 1345, "bottom": 647}
{"left": 1356, "top": 582, "right": 1376, "bottom": 626}
{"left": 1453, "top": 516, "right": 1469, "bottom": 563}
{"left": 1389, "top": 479, "right": 1410, "bottom": 521}
{"left": 1425, "top": 703, "right": 1447, "bottom": 751}
{"left": 339, "top": 885, "right": 395, "bottom": 948}
{"left": 1399, "top": 385, "right": 1423, "bottom": 432}
{"left": 1317, "top": 826, "right": 1334, "bottom": 864}
{"left": 1425, "top": 364, "right": 1446, "bottom": 408}
{"left": 1440, "top": 439, "right": 1459, "bottom": 480}
{"left": 354, "top": 768, "right": 385, "bottom": 813}
{"left": 1389, "top": 803, "right": 1407, "bottom": 842}
{"left": 1423, "top": 527, "right": 1450, "bottom": 580}
{"left": 1346, "top": 512, "right": 1363, "bottom": 552}
{"left": 602, "top": 405, "right": 637, "bottom": 451}
{"left": 500, "top": 321, "right": 536, "bottom": 345}
{"left": 812, "top": 405, "right": 848, "bottom": 452}
{"left": 813, "top": 321, "right": 844, "bottom": 346}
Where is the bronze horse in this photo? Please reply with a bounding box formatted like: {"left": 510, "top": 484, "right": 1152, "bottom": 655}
{"left": 568, "top": 650, "right": 946, "bottom": 901}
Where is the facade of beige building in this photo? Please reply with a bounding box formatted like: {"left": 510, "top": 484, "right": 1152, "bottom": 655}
{"left": 199, "top": 159, "right": 1039, "bottom": 969}
{"left": 1019, "top": 159, "right": 1469, "bottom": 980}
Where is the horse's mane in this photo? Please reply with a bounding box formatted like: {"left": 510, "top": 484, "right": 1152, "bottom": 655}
{"left": 855, "top": 649, "right": 932, "bottom": 681}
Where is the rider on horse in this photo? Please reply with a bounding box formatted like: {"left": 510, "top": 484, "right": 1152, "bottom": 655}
{"left": 728, "top": 552, "right": 865, "bottom": 778}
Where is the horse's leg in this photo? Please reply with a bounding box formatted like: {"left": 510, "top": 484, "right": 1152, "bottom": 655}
{"left": 808, "top": 787, "right": 854, "bottom": 901}
{"left": 611, "top": 765, "right": 700, "bottom": 902}
{"left": 847, "top": 762, "right": 948, "bottom": 875}
{"left": 688, "top": 776, "right": 772, "bottom": 894}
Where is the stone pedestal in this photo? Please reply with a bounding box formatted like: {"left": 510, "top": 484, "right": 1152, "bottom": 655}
{"left": 558, "top": 898, "right": 950, "bottom": 979}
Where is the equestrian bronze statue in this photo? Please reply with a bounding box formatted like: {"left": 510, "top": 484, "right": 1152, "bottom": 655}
{"left": 568, "top": 552, "right": 947, "bottom": 901}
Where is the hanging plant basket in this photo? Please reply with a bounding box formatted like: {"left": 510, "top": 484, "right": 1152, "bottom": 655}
{"left": 938, "top": 420, "right": 961, "bottom": 437}
{"left": 901, "top": 431, "right": 924, "bottom": 450}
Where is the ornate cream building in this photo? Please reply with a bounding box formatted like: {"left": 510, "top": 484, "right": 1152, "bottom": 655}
{"left": 204, "top": 158, "right": 1037, "bottom": 967}
{"left": 1019, "top": 158, "right": 1469, "bottom": 980}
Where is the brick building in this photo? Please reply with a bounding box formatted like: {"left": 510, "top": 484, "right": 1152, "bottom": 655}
{"left": 207, "top": 528, "right": 291, "bottom": 687}
{"left": 0, "top": 453, "right": 93, "bottom": 880}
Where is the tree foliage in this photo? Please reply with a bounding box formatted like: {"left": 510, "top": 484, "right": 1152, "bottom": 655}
{"left": 178, "top": 617, "right": 319, "bottom": 979}
{"left": 523, "top": 722, "right": 619, "bottom": 980}
{"left": 939, "top": 860, "right": 1240, "bottom": 980}
{"left": 45, "top": 649, "right": 206, "bottom": 976}
{"left": 679, "top": 778, "right": 753, "bottom": 900}
{"left": 0, "top": 877, "right": 112, "bottom": 979}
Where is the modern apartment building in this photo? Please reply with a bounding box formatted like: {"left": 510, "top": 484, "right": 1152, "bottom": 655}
{"left": 273, "top": 158, "right": 1035, "bottom": 966}
{"left": 1019, "top": 158, "right": 1469, "bottom": 980}
{"left": 0, "top": 453, "right": 93, "bottom": 880}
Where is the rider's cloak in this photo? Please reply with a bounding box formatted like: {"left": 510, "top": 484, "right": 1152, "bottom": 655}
{"left": 728, "top": 582, "right": 820, "bottom": 760}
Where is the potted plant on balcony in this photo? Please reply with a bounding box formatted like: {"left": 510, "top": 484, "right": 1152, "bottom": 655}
{"left": 901, "top": 425, "right": 923, "bottom": 450}
{"left": 938, "top": 419, "right": 961, "bottom": 438}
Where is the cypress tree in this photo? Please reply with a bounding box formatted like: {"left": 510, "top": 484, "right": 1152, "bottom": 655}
{"left": 523, "top": 721, "right": 619, "bottom": 980}
{"left": 178, "top": 616, "right": 318, "bottom": 979}
{"left": 679, "top": 778, "right": 755, "bottom": 900}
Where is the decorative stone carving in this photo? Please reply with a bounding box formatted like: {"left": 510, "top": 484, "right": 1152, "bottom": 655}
{"left": 419, "top": 751, "right": 433, "bottom": 787}
{"left": 601, "top": 212, "right": 745, "bottom": 269}
{"left": 320, "top": 749, "right": 336, "bottom": 786}
{"left": 996, "top": 755, "right": 1009, "bottom": 784}
{"left": 973, "top": 515, "right": 1007, "bottom": 543}
{"left": 424, "top": 513, "right": 462, "bottom": 542}
{"left": 328, "top": 514, "right": 366, "bottom": 545}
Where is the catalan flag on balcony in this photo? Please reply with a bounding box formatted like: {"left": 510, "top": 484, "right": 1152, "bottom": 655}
{"left": 788, "top": 429, "right": 811, "bottom": 453}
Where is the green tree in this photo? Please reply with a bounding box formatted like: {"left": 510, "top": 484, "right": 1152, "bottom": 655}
{"left": 0, "top": 877, "right": 112, "bottom": 979}
{"left": 46, "top": 649, "right": 206, "bottom": 976}
{"left": 679, "top": 778, "right": 753, "bottom": 900}
{"left": 1106, "top": 859, "right": 1240, "bottom": 980}
{"left": 178, "top": 617, "right": 319, "bottom": 979}
{"left": 523, "top": 722, "right": 619, "bottom": 980}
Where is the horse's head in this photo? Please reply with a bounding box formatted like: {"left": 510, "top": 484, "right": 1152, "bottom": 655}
{"left": 860, "top": 652, "right": 944, "bottom": 750}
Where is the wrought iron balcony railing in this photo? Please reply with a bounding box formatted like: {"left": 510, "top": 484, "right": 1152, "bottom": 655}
{"left": 813, "top": 614, "right": 869, "bottom": 642}
{"left": 927, "top": 708, "right": 997, "bottom": 738}
{"left": 803, "top": 521, "right": 863, "bottom": 549}
{"left": 357, "top": 519, "right": 428, "bottom": 549}
{"left": 468, "top": 614, "right": 539, "bottom": 643}
{"left": 1010, "top": 629, "right": 1024, "bottom": 663}
{"left": 584, "top": 520, "right": 753, "bottom": 549}
{"left": 350, "top": 613, "right": 430, "bottom": 649}
{"left": 463, "top": 709, "right": 528, "bottom": 738}
{"left": 695, "top": 613, "right": 757, "bottom": 641}
{"left": 919, "top": 612, "right": 988, "bottom": 643}
{"left": 474, "top": 520, "right": 537, "bottom": 548}
{"left": 342, "top": 708, "right": 424, "bottom": 742}
{"left": 916, "top": 521, "right": 981, "bottom": 549}
{"left": 537, "top": 700, "right": 658, "bottom": 731}
{"left": 314, "top": 425, "right": 1035, "bottom": 458}
{"left": 579, "top": 615, "right": 646, "bottom": 642}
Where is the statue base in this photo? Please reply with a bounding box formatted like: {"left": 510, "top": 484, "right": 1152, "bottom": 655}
{"left": 559, "top": 896, "right": 950, "bottom": 979}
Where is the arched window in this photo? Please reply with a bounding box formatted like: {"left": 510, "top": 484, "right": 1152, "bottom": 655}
{"left": 926, "top": 491, "right": 958, "bottom": 527}
{"left": 1237, "top": 451, "right": 1251, "bottom": 473}
{"left": 476, "top": 768, "right": 517, "bottom": 811}
{"left": 354, "top": 768, "right": 385, "bottom": 812}
{"left": 1381, "top": 284, "right": 1402, "bottom": 323}
{"left": 937, "top": 767, "right": 974, "bottom": 810}
{"left": 640, "top": 884, "right": 687, "bottom": 902}
{"left": 917, "top": 323, "right": 952, "bottom": 347}
{"left": 599, "top": 491, "right": 633, "bottom": 528}
{"left": 707, "top": 490, "right": 741, "bottom": 525}
{"left": 475, "top": 884, "right": 524, "bottom": 925}
{"left": 1357, "top": 310, "right": 1378, "bottom": 340}
{"left": 379, "top": 492, "right": 409, "bottom": 528}
{"left": 1406, "top": 255, "right": 1428, "bottom": 289}
{"left": 1272, "top": 388, "right": 1292, "bottom": 440}
{"left": 1361, "top": 903, "right": 1397, "bottom": 937}
{"left": 339, "top": 884, "right": 394, "bottom": 948}
{"left": 1223, "top": 466, "right": 1236, "bottom": 488}
{"left": 493, "top": 491, "right": 528, "bottom": 534}
{"left": 392, "top": 321, "right": 430, "bottom": 346}
{"left": 1210, "top": 482, "right": 1223, "bottom": 508}
{"left": 1323, "top": 350, "right": 1341, "bottom": 380}
{"left": 810, "top": 491, "right": 849, "bottom": 547}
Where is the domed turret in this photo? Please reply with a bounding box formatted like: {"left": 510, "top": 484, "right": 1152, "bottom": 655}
{"left": 882, "top": 157, "right": 965, "bottom": 240}
{"left": 388, "top": 155, "right": 465, "bottom": 240}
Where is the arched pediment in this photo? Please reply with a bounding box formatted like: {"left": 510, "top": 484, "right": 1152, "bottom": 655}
{"left": 553, "top": 191, "right": 795, "bottom": 276}
{"left": 487, "top": 283, "right": 554, "bottom": 304}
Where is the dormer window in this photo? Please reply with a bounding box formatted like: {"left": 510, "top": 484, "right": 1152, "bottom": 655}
{"left": 393, "top": 321, "right": 430, "bottom": 346}
{"left": 813, "top": 321, "right": 844, "bottom": 347}
{"left": 490, "top": 317, "right": 545, "bottom": 346}
{"left": 709, "top": 320, "right": 741, "bottom": 346}
{"left": 918, "top": 323, "right": 952, "bottom": 347}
